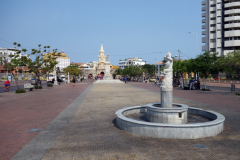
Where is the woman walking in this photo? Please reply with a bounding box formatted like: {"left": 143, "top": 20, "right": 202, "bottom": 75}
{"left": 73, "top": 76, "right": 76, "bottom": 86}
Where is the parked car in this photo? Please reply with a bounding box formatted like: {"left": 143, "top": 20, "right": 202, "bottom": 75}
{"left": 149, "top": 77, "right": 157, "bottom": 82}
{"left": 31, "top": 78, "right": 41, "bottom": 85}
{"left": 60, "top": 75, "right": 65, "bottom": 81}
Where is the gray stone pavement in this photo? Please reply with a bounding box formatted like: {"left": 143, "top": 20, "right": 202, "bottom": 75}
{"left": 10, "top": 83, "right": 240, "bottom": 160}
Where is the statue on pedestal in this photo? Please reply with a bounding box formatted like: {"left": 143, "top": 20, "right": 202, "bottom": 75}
{"left": 161, "top": 52, "right": 173, "bottom": 91}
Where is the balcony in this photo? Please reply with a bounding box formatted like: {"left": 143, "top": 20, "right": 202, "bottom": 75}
{"left": 202, "top": 37, "right": 206, "bottom": 43}
{"left": 210, "top": 20, "right": 216, "bottom": 24}
{"left": 202, "top": 25, "right": 205, "bottom": 29}
{"left": 224, "top": 30, "right": 240, "bottom": 37}
{"left": 225, "top": 23, "right": 240, "bottom": 29}
{"left": 225, "top": 16, "right": 240, "bottom": 22}
{"left": 210, "top": 33, "right": 216, "bottom": 39}
{"left": 210, "top": 13, "right": 216, "bottom": 18}
{"left": 225, "top": 2, "right": 240, "bottom": 8}
{"left": 223, "top": 50, "right": 234, "bottom": 56}
{"left": 210, "top": 27, "right": 216, "bottom": 31}
{"left": 210, "top": 43, "right": 216, "bottom": 49}
{"left": 202, "top": 45, "right": 206, "bottom": 51}
{"left": 202, "top": 19, "right": 206, "bottom": 23}
{"left": 202, "top": 13, "right": 205, "bottom": 17}
{"left": 225, "top": 40, "right": 240, "bottom": 47}
{"left": 225, "top": 9, "right": 240, "bottom": 15}
{"left": 202, "top": 31, "right": 206, "bottom": 35}
{"left": 202, "top": 6, "right": 205, "bottom": 11}
{"left": 210, "top": 7, "right": 216, "bottom": 12}
{"left": 202, "top": 1, "right": 205, "bottom": 5}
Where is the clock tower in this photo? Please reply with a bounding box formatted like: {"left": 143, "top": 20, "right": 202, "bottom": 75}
{"left": 98, "top": 43, "right": 105, "bottom": 63}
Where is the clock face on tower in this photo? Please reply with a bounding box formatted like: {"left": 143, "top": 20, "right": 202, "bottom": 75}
{"left": 101, "top": 58, "right": 104, "bottom": 61}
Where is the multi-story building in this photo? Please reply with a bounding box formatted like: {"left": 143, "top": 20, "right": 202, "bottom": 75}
{"left": 0, "top": 47, "right": 28, "bottom": 63}
{"left": 43, "top": 50, "right": 70, "bottom": 71}
{"left": 202, "top": 0, "right": 240, "bottom": 56}
{"left": 119, "top": 57, "right": 146, "bottom": 69}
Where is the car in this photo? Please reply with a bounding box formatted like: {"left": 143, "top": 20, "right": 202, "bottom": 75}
{"left": 149, "top": 77, "right": 157, "bottom": 82}
{"left": 31, "top": 78, "right": 41, "bottom": 85}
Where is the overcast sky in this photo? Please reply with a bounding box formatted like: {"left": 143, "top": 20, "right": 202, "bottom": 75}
{"left": 0, "top": 0, "right": 203, "bottom": 65}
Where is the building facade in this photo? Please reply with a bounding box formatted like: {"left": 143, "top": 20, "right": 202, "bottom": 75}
{"left": 202, "top": 0, "right": 240, "bottom": 56}
{"left": 43, "top": 50, "right": 70, "bottom": 71}
{"left": 119, "top": 57, "right": 146, "bottom": 69}
{"left": 0, "top": 47, "right": 28, "bottom": 63}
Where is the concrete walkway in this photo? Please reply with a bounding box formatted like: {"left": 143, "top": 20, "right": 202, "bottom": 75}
{"left": 1, "top": 82, "right": 240, "bottom": 159}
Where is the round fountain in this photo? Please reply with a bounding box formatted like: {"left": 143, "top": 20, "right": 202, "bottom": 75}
{"left": 115, "top": 52, "right": 225, "bottom": 139}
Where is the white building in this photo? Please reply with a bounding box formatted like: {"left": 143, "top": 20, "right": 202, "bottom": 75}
{"left": 0, "top": 47, "right": 28, "bottom": 63}
{"left": 119, "top": 57, "right": 146, "bottom": 69}
{"left": 202, "top": 0, "right": 240, "bottom": 56}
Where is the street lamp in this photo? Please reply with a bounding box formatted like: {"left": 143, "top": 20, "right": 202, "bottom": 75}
{"left": 189, "top": 32, "right": 197, "bottom": 57}
{"left": 189, "top": 32, "right": 198, "bottom": 79}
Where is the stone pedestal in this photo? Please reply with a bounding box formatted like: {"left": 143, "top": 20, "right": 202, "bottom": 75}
{"left": 161, "top": 91, "right": 172, "bottom": 108}
{"left": 104, "top": 61, "right": 112, "bottom": 80}
{"left": 146, "top": 103, "right": 188, "bottom": 124}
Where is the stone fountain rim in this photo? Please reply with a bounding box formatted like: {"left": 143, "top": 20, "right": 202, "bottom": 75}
{"left": 115, "top": 104, "right": 225, "bottom": 128}
{"left": 146, "top": 103, "right": 188, "bottom": 112}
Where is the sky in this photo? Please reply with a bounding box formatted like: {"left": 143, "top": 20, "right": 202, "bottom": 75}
{"left": 0, "top": 0, "right": 203, "bottom": 65}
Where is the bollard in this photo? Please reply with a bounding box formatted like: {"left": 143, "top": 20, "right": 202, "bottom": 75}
{"left": 219, "top": 80, "right": 220, "bottom": 82}
{"left": 231, "top": 84, "right": 235, "bottom": 93}
{"left": 225, "top": 81, "right": 226, "bottom": 83}
{"left": 238, "top": 81, "right": 239, "bottom": 83}
{"left": 231, "top": 81, "right": 232, "bottom": 83}
{"left": 214, "top": 80, "right": 215, "bottom": 82}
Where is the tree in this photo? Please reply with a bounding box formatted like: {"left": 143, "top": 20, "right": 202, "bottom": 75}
{"left": 142, "top": 64, "right": 155, "bottom": 78}
{"left": 173, "top": 60, "right": 187, "bottom": 88}
{"left": 222, "top": 51, "right": 240, "bottom": 80}
{"left": 2, "top": 42, "right": 24, "bottom": 90}
{"left": 63, "top": 65, "right": 81, "bottom": 76}
{"left": 113, "top": 68, "right": 123, "bottom": 77}
{"left": 22, "top": 45, "right": 59, "bottom": 86}
{"left": 192, "top": 52, "right": 219, "bottom": 89}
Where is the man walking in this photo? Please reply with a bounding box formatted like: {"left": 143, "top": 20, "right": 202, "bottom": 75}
{"left": 124, "top": 76, "right": 127, "bottom": 84}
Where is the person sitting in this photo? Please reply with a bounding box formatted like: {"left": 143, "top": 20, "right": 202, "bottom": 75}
{"left": 189, "top": 78, "right": 195, "bottom": 90}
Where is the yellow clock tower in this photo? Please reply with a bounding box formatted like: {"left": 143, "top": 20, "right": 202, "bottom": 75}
{"left": 98, "top": 43, "right": 105, "bottom": 63}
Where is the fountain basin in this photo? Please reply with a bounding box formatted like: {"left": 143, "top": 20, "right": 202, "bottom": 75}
{"left": 115, "top": 104, "right": 225, "bottom": 139}
{"left": 146, "top": 103, "right": 188, "bottom": 124}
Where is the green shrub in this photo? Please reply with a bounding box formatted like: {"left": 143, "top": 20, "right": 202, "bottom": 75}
{"left": 47, "top": 83, "right": 53, "bottom": 87}
{"left": 16, "top": 89, "right": 26, "bottom": 94}
{"left": 35, "top": 85, "right": 42, "bottom": 89}
{"left": 236, "top": 92, "right": 240, "bottom": 96}
{"left": 202, "top": 88, "right": 211, "bottom": 91}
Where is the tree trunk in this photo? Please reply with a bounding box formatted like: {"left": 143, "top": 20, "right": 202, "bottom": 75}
{"left": 205, "top": 77, "right": 207, "bottom": 89}
{"left": 12, "top": 72, "right": 20, "bottom": 90}
{"left": 181, "top": 73, "right": 184, "bottom": 88}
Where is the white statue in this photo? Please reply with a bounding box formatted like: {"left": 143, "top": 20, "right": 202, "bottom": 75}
{"left": 161, "top": 52, "right": 173, "bottom": 91}
{"left": 106, "top": 54, "right": 110, "bottom": 62}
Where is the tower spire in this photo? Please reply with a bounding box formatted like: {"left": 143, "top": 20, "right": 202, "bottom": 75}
{"left": 100, "top": 42, "right": 104, "bottom": 52}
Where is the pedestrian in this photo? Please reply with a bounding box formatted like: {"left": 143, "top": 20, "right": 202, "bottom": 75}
{"left": 124, "top": 76, "right": 127, "bottom": 84}
{"left": 73, "top": 76, "right": 76, "bottom": 86}
{"left": 196, "top": 77, "right": 200, "bottom": 90}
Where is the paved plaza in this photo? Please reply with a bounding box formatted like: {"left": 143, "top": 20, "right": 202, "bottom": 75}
{"left": 0, "top": 81, "right": 240, "bottom": 159}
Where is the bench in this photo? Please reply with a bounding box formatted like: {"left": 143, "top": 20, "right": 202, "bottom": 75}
{"left": 24, "top": 83, "right": 34, "bottom": 91}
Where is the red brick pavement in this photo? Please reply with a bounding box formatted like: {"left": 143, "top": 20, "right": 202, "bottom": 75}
{"left": 0, "top": 82, "right": 92, "bottom": 160}
{"left": 129, "top": 82, "right": 240, "bottom": 113}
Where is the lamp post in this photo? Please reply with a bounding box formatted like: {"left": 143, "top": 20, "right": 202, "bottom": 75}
{"left": 189, "top": 32, "right": 198, "bottom": 79}
{"left": 189, "top": 32, "right": 197, "bottom": 57}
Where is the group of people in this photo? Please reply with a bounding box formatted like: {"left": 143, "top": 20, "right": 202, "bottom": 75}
{"left": 189, "top": 77, "right": 200, "bottom": 90}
